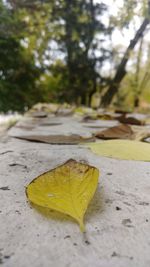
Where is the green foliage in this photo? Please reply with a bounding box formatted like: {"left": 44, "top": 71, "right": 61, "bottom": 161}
{"left": 0, "top": 42, "right": 43, "bottom": 112}
{"left": 0, "top": 0, "right": 46, "bottom": 112}
{"left": 0, "top": 0, "right": 110, "bottom": 111}
{"left": 48, "top": 0, "right": 109, "bottom": 104}
{"left": 39, "top": 63, "right": 69, "bottom": 103}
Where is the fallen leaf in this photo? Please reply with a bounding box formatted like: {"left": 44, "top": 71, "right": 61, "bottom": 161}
{"left": 39, "top": 122, "right": 62, "bottom": 126}
{"left": 95, "top": 124, "right": 133, "bottom": 140}
{"left": 74, "top": 106, "right": 95, "bottom": 116}
{"left": 26, "top": 159, "right": 99, "bottom": 231}
{"left": 97, "top": 114, "right": 117, "bottom": 120}
{"left": 94, "top": 124, "right": 150, "bottom": 141}
{"left": 85, "top": 140, "right": 150, "bottom": 161}
{"left": 15, "top": 124, "right": 35, "bottom": 130}
{"left": 13, "top": 134, "right": 95, "bottom": 144}
{"left": 117, "top": 114, "right": 144, "bottom": 125}
{"left": 114, "top": 109, "right": 131, "bottom": 114}
{"left": 82, "top": 115, "right": 98, "bottom": 121}
{"left": 56, "top": 107, "right": 74, "bottom": 116}
{"left": 83, "top": 113, "right": 116, "bottom": 122}
{"left": 30, "top": 103, "right": 60, "bottom": 113}
{"left": 28, "top": 111, "right": 48, "bottom": 118}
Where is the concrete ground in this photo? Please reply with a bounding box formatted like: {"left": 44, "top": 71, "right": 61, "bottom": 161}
{"left": 1, "top": 112, "right": 150, "bottom": 267}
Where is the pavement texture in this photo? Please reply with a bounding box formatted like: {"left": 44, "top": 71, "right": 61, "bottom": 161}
{"left": 0, "top": 112, "right": 150, "bottom": 267}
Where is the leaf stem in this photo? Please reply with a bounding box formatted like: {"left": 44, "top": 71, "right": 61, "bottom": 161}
{"left": 79, "top": 220, "right": 85, "bottom": 232}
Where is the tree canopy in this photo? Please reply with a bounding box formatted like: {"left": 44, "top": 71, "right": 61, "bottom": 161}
{"left": 0, "top": 0, "right": 150, "bottom": 111}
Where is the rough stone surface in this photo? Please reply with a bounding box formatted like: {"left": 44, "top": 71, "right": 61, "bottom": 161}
{"left": 1, "top": 114, "right": 150, "bottom": 267}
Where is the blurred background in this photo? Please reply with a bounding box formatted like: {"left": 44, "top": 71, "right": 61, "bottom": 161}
{"left": 1, "top": 0, "right": 150, "bottom": 114}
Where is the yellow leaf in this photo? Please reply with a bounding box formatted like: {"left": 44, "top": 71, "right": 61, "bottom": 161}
{"left": 26, "top": 159, "right": 99, "bottom": 231}
{"left": 86, "top": 140, "right": 150, "bottom": 161}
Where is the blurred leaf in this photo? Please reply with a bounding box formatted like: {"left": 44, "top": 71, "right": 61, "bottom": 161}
{"left": 14, "top": 134, "right": 95, "bottom": 144}
{"left": 28, "top": 111, "right": 48, "bottom": 118}
{"left": 95, "top": 124, "right": 150, "bottom": 141}
{"left": 86, "top": 140, "right": 150, "bottom": 161}
{"left": 95, "top": 124, "right": 133, "bottom": 140}
{"left": 117, "top": 114, "right": 145, "bottom": 125}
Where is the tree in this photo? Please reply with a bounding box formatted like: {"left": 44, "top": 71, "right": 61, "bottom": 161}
{"left": 5, "top": 0, "right": 110, "bottom": 105}
{"left": 48, "top": 0, "right": 109, "bottom": 104}
{"left": 0, "top": 0, "right": 44, "bottom": 111}
{"left": 101, "top": 0, "right": 150, "bottom": 107}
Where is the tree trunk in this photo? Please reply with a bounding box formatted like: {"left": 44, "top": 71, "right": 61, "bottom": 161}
{"left": 138, "top": 44, "right": 150, "bottom": 94}
{"left": 133, "top": 37, "right": 143, "bottom": 107}
{"left": 101, "top": 8, "right": 150, "bottom": 107}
